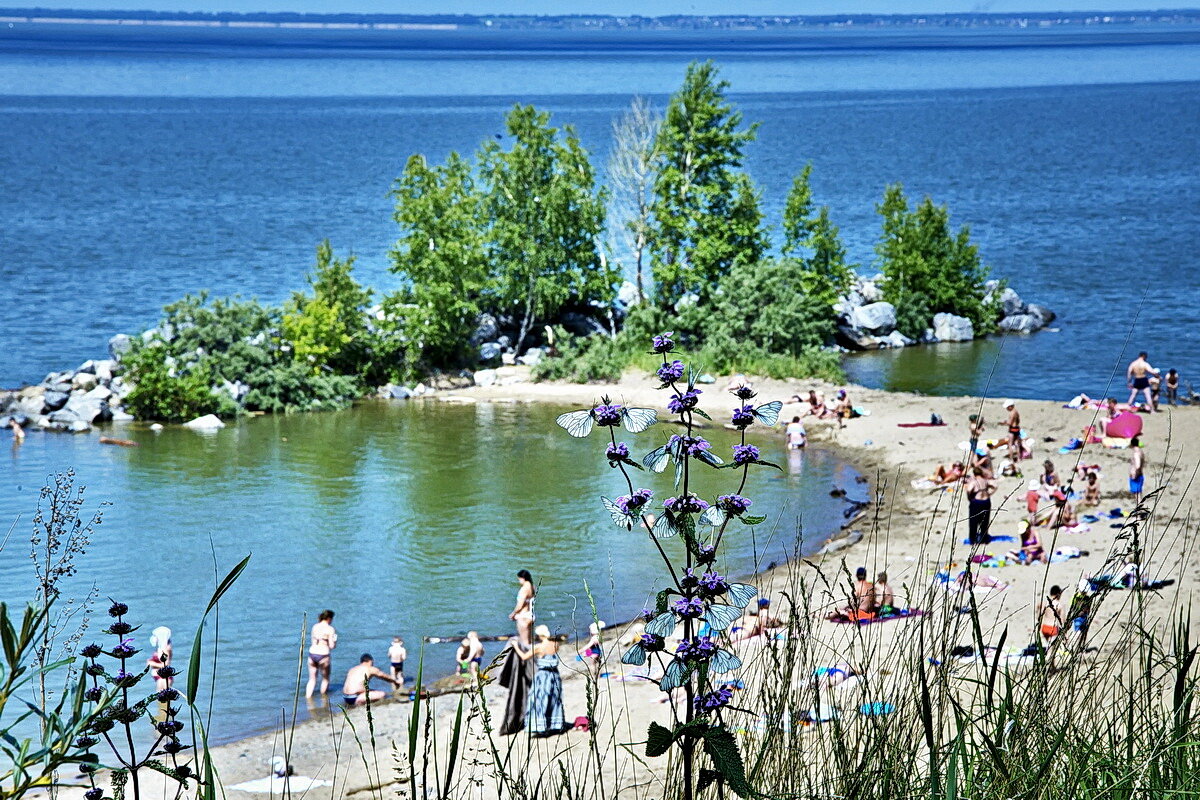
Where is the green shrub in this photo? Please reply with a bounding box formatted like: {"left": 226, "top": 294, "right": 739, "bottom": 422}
{"left": 121, "top": 346, "right": 225, "bottom": 423}
{"left": 531, "top": 329, "right": 632, "bottom": 384}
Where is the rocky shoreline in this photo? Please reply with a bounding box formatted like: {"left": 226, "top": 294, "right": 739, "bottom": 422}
{"left": 834, "top": 276, "right": 1055, "bottom": 350}
{"left": 1, "top": 277, "right": 1054, "bottom": 433}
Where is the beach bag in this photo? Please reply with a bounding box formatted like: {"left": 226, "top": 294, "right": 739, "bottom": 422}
{"left": 572, "top": 716, "right": 591, "bottom": 732}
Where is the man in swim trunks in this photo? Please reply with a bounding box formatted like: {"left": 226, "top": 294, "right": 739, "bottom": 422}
{"left": 1129, "top": 435, "right": 1145, "bottom": 503}
{"left": 341, "top": 653, "right": 400, "bottom": 707}
{"left": 1127, "top": 351, "right": 1160, "bottom": 412}
{"left": 1003, "top": 400, "right": 1021, "bottom": 462}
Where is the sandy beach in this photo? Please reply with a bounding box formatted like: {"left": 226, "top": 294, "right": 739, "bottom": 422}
{"left": 59, "top": 368, "right": 1200, "bottom": 799}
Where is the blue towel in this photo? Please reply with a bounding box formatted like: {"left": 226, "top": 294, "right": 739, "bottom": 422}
{"left": 963, "top": 535, "right": 1015, "bottom": 544}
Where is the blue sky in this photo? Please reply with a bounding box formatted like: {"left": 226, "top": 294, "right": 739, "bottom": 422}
{"left": 34, "top": 1, "right": 1192, "bottom": 15}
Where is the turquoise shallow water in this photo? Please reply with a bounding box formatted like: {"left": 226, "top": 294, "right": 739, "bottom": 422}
{"left": 0, "top": 400, "right": 858, "bottom": 741}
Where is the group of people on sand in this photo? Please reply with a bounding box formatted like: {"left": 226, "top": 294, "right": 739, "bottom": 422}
{"left": 789, "top": 388, "right": 855, "bottom": 428}
{"left": 828, "top": 567, "right": 899, "bottom": 622}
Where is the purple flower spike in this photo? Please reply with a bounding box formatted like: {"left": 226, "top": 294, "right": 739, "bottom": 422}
{"left": 657, "top": 360, "right": 685, "bottom": 384}
{"left": 717, "top": 494, "right": 753, "bottom": 516}
{"left": 667, "top": 389, "right": 702, "bottom": 415}
{"left": 615, "top": 488, "right": 654, "bottom": 515}
{"left": 732, "top": 444, "right": 760, "bottom": 466}
{"left": 606, "top": 442, "right": 630, "bottom": 462}
{"left": 652, "top": 332, "right": 675, "bottom": 354}
{"left": 672, "top": 597, "right": 705, "bottom": 619}
{"left": 699, "top": 570, "right": 729, "bottom": 596}
{"left": 731, "top": 405, "right": 755, "bottom": 429}
{"left": 640, "top": 633, "right": 666, "bottom": 652}
{"left": 732, "top": 385, "right": 757, "bottom": 400}
{"left": 676, "top": 636, "right": 719, "bottom": 662}
{"left": 663, "top": 494, "right": 710, "bottom": 514}
{"left": 593, "top": 403, "right": 623, "bottom": 427}
{"left": 694, "top": 685, "right": 735, "bottom": 712}
{"left": 696, "top": 543, "right": 717, "bottom": 564}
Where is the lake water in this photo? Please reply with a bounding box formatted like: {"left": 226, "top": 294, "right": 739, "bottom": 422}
{"left": 0, "top": 399, "right": 855, "bottom": 742}
{"left": 2, "top": 23, "right": 1199, "bottom": 741}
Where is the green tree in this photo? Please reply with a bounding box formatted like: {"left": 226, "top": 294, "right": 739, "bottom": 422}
{"left": 388, "top": 152, "right": 491, "bottom": 373}
{"left": 708, "top": 258, "right": 833, "bottom": 357}
{"left": 481, "top": 104, "right": 610, "bottom": 353}
{"left": 876, "top": 183, "right": 993, "bottom": 338}
{"left": 281, "top": 240, "right": 372, "bottom": 376}
{"left": 780, "top": 164, "right": 854, "bottom": 316}
{"left": 781, "top": 163, "right": 815, "bottom": 259}
{"left": 648, "top": 61, "right": 767, "bottom": 316}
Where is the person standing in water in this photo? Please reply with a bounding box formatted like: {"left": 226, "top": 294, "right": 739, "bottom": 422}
{"left": 785, "top": 416, "right": 807, "bottom": 450}
{"left": 509, "top": 570, "right": 536, "bottom": 649}
{"left": 457, "top": 631, "right": 485, "bottom": 678}
{"left": 388, "top": 636, "right": 407, "bottom": 687}
{"left": 306, "top": 609, "right": 337, "bottom": 698}
{"left": 147, "top": 627, "right": 173, "bottom": 692}
{"left": 1126, "top": 352, "right": 1160, "bottom": 412}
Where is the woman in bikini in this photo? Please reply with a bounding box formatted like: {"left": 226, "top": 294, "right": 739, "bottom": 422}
{"left": 510, "top": 569, "right": 537, "bottom": 649}
{"left": 579, "top": 621, "right": 605, "bottom": 679}
{"left": 1038, "top": 586, "right": 1064, "bottom": 643}
{"left": 306, "top": 609, "right": 338, "bottom": 698}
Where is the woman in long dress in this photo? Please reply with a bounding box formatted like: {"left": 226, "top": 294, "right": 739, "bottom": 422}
{"left": 509, "top": 569, "right": 536, "bottom": 648}
{"left": 516, "top": 624, "right": 564, "bottom": 736}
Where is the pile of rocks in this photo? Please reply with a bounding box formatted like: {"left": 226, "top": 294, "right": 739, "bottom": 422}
{"left": 833, "top": 276, "right": 1056, "bottom": 351}
{"left": 0, "top": 335, "right": 136, "bottom": 433}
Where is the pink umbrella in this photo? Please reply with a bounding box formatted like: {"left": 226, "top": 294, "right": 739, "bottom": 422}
{"left": 1106, "top": 412, "right": 1143, "bottom": 439}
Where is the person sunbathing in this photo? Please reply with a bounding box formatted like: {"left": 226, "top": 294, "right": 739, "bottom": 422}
{"left": 932, "top": 461, "right": 965, "bottom": 485}
{"left": 1016, "top": 522, "right": 1048, "bottom": 564}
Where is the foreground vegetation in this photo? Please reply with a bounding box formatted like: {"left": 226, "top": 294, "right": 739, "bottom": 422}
{"left": 111, "top": 60, "right": 999, "bottom": 422}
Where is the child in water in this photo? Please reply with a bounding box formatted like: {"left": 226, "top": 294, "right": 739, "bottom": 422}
{"left": 388, "top": 637, "right": 407, "bottom": 687}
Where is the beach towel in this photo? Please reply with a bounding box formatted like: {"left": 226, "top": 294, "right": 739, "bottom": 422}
{"left": 230, "top": 776, "right": 332, "bottom": 793}
{"left": 897, "top": 422, "right": 947, "bottom": 428}
{"left": 829, "top": 609, "right": 924, "bottom": 626}
{"left": 859, "top": 702, "right": 896, "bottom": 716}
{"left": 962, "top": 535, "right": 1015, "bottom": 545}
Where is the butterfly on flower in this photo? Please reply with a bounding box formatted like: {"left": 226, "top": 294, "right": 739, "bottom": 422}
{"left": 555, "top": 396, "right": 658, "bottom": 438}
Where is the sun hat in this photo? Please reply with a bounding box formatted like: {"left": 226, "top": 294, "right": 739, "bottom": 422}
{"left": 588, "top": 621, "right": 606, "bottom": 635}
{"left": 1002, "top": 399, "right": 1015, "bottom": 408}
{"left": 534, "top": 624, "right": 551, "bottom": 639}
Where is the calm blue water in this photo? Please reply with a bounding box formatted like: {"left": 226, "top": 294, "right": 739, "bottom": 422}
{"left": 1, "top": 28, "right": 1199, "bottom": 397}
{"left": 1, "top": 26, "right": 1200, "bottom": 740}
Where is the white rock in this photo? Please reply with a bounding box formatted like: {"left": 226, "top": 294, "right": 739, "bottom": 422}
{"left": 501, "top": 352, "right": 517, "bottom": 366}
{"left": 84, "top": 385, "right": 113, "bottom": 402}
{"left": 183, "top": 414, "right": 225, "bottom": 430}
{"left": 933, "top": 313, "right": 974, "bottom": 342}
{"left": 883, "top": 330, "right": 912, "bottom": 348}
{"left": 150, "top": 423, "right": 164, "bottom": 431}
{"left": 859, "top": 281, "right": 882, "bottom": 303}
{"left": 517, "top": 348, "right": 544, "bottom": 367}
{"left": 617, "top": 281, "right": 642, "bottom": 307}
{"left": 109, "top": 409, "right": 134, "bottom": 422}
{"left": 850, "top": 302, "right": 897, "bottom": 335}
{"left": 474, "top": 369, "right": 498, "bottom": 387}
{"left": 413, "top": 383, "right": 428, "bottom": 396}
{"left": 94, "top": 360, "right": 115, "bottom": 382}
{"left": 68, "top": 420, "right": 90, "bottom": 433}
{"left": 71, "top": 372, "right": 98, "bottom": 391}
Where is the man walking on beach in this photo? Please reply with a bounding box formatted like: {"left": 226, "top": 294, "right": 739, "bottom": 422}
{"left": 1129, "top": 436, "right": 1145, "bottom": 504}
{"left": 1003, "top": 400, "right": 1021, "bottom": 462}
{"left": 1127, "top": 352, "right": 1160, "bottom": 412}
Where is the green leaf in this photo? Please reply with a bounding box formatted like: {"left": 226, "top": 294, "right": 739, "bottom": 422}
{"left": 693, "top": 408, "right": 713, "bottom": 421}
{"left": 204, "top": 554, "right": 252, "bottom": 616}
{"left": 740, "top": 515, "right": 766, "bottom": 525}
{"left": 703, "top": 726, "right": 753, "bottom": 797}
{"left": 187, "top": 554, "right": 252, "bottom": 703}
{"left": 645, "top": 721, "right": 674, "bottom": 757}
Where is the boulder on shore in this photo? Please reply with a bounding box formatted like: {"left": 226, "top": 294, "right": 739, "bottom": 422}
{"left": 474, "top": 369, "right": 497, "bottom": 387}
{"left": 108, "top": 334, "right": 132, "bottom": 362}
{"left": 933, "top": 313, "right": 974, "bottom": 342}
{"left": 478, "top": 342, "right": 502, "bottom": 363}
{"left": 850, "top": 302, "right": 897, "bottom": 335}
{"left": 998, "top": 314, "right": 1043, "bottom": 334}
{"left": 835, "top": 323, "right": 883, "bottom": 351}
